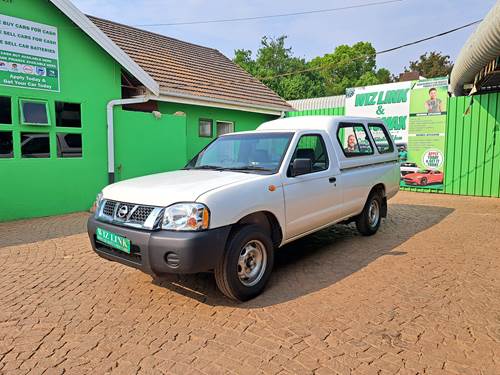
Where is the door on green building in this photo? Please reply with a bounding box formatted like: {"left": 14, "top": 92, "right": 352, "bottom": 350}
{"left": 113, "top": 109, "right": 187, "bottom": 181}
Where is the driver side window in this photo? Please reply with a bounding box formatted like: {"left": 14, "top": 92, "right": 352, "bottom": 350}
{"left": 289, "top": 134, "right": 329, "bottom": 176}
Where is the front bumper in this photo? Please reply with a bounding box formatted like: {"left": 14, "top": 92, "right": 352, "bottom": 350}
{"left": 87, "top": 216, "right": 231, "bottom": 275}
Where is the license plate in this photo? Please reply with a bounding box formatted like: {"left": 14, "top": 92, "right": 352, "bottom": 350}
{"left": 96, "top": 227, "right": 131, "bottom": 254}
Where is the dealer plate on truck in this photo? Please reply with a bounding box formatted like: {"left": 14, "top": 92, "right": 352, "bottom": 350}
{"left": 96, "top": 227, "right": 131, "bottom": 254}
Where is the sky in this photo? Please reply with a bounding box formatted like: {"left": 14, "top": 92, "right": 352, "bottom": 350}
{"left": 72, "top": 0, "right": 497, "bottom": 75}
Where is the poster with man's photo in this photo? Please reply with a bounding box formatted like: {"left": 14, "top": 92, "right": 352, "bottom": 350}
{"left": 401, "top": 77, "right": 448, "bottom": 190}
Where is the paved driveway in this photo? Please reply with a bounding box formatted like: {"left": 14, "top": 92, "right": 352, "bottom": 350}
{"left": 0, "top": 192, "right": 499, "bottom": 374}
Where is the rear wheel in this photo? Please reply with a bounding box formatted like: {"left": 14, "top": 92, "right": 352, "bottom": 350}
{"left": 215, "top": 224, "right": 274, "bottom": 301}
{"left": 356, "top": 192, "right": 382, "bottom": 236}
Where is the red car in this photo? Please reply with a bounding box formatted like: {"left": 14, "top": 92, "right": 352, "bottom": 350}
{"left": 403, "top": 170, "right": 444, "bottom": 186}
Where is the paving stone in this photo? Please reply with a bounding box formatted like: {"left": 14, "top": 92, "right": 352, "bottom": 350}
{"left": 0, "top": 192, "right": 499, "bottom": 374}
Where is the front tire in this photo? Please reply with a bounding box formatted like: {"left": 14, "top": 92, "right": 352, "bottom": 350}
{"left": 356, "top": 192, "right": 382, "bottom": 236}
{"left": 215, "top": 224, "right": 274, "bottom": 301}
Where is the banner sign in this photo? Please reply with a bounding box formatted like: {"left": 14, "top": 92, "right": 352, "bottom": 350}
{"left": 346, "top": 77, "right": 448, "bottom": 190}
{"left": 0, "top": 14, "right": 60, "bottom": 92}
{"left": 345, "top": 81, "right": 412, "bottom": 144}
{"left": 404, "top": 77, "right": 448, "bottom": 190}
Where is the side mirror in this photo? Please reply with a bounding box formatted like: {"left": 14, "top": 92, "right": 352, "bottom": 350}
{"left": 291, "top": 158, "right": 312, "bottom": 177}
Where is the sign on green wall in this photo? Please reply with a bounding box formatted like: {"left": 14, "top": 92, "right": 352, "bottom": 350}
{"left": 405, "top": 77, "right": 448, "bottom": 190}
{"left": 0, "top": 13, "right": 60, "bottom": 92}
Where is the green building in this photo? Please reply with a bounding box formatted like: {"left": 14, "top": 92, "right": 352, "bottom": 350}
{"left": 0, "top": 0, "right": 291, "bottom": 222}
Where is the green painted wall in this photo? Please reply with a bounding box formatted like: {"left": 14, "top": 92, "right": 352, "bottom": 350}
{"left": 444, "top": 92, "right": 500, "bottom": 198}
{"left": 158, "top": 102, "right": 276, "bottom": 160}
{"left": 0, "top": 0, "right": 279, "bottom": 222}
{"left": 286, "top": 107, "right": 345, "bottom": 117}
{"left": 0, "top": 0, "right": 122, "bottom": 221}
{"left": 114, "top": 109, "right": 188, "bottom": 181}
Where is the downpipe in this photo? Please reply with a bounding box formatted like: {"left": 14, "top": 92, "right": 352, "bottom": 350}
{"left": 106, "top": 95, "right": 149, "bottom": 184}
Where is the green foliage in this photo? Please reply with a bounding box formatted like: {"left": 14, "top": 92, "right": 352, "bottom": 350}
{"left": 311, "top": 42, "right": 389, "bottom": 95}
{"left": 233, "top": 37, "right": 393, "bottom": 100}
{"left": 405, "top": 52, "right": 453, "bottom": 78}
{"left": 234, "top": 36, "right": 324, "bottom": 100}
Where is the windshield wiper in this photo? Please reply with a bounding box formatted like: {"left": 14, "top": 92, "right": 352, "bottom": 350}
{"left": 187, "top": 165, "right": 229, "bottom": 171}
{"left": 230, "top": 166, "right": 273, "bottom": 172}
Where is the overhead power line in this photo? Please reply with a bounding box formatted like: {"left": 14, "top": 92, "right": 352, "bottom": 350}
{"left": 134, "top": 0, "right": 405, "bottom": 27}
{"left": 0, "top": 0, "right": 405, "bottom": 31}
{"left": 257, "top": 19, "right": 483, "bottom": 81}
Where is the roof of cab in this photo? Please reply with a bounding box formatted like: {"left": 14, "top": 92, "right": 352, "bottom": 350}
{"left": 257, "top": 116, "right": 384, "bottom": 133}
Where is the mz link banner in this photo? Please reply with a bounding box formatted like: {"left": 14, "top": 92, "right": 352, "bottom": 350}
{"left": 0, "top": 13, "right": 60, "bottom": 92}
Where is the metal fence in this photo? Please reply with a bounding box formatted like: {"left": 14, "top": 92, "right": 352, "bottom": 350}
{"left": 444, "top": 92, "right": 500, "bottom": 197}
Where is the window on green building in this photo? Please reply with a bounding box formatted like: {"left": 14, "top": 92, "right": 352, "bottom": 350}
{"left": 199, "top": 118, "right": 212, "bottom": 137}
{"left": 55, "top": 102, "right": 82, "bottom": 128}
{"left": 20, "top": 100, "right": 50, "bottom": 126}
{"left": 216, "top": 121, "right": 234, "bottom": 137}
{"left": 0, "top": 132, "right": 13, "bottom": 158}
{"left": 0, "top": 97, "right": 12, "bottom": 124}
{"left": 21, "top": 132, "right": 50, "bottom": 158}
{"left": 57, "top": 133, "right": 82, "bottom": 158}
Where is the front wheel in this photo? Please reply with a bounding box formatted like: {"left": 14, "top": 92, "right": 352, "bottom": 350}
{"left": 215, "top": 224, "right": 274, "bottom": 301}
{"left": 356, "top": 192, "right": 382, "bottom": 236}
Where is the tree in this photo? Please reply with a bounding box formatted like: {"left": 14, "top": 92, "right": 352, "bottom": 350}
{"left": 405, "top": 52, "right": 453, "bottom": 78}
{"left": 310, "top": 42, "right": 392, "bottom": 95}
{"left": 234, "top": 36, "right": 325, "bottom": 100}
{"left": 233, "top": 38, "right": 394, "bottom": 100}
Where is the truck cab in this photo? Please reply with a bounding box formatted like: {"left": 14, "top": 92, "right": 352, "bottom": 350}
{"left": 88, "top": 116, "right": 400, "bottom": 301}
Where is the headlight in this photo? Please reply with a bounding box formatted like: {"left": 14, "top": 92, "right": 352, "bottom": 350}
{"left": 162, "top": 203, "right": 210, "bottom": 231}
{"left": 96, "top": 191, "right": 103, "bottom": 205}
{"left": 93, "top": 191, "right": 104, "bottom": 213}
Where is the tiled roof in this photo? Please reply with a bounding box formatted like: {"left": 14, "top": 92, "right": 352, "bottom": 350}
{"left": 88, "top": 16, "right": 291, "bottom": 112}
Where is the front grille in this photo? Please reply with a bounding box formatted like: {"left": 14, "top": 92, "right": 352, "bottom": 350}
{"left": 97, "top": 199, "right": 161, "bottom": 230}
{"left": 130, "top": 206, "right": 155, "bottom": 223}
{"left": 103, "top": 200, "right": 117, "bottom": 216}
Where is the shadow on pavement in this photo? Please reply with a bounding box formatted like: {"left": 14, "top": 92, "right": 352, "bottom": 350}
{"left": 154, "top": 203, "right": 454, "bottom": 307}
{"left": 0, "top": 212, "right": 89, "bottom": 249}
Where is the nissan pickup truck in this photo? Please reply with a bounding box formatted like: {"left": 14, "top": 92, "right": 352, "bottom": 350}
{"left": 88, "top": 116, "right": 400, "bottom": 301}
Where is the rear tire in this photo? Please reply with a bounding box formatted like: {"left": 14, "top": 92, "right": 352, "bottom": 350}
{"left": 215, "top": 224, "right": 274, "bottom": 301}
{"left": 356, "top": 192, "right": 383, "bottom": 236}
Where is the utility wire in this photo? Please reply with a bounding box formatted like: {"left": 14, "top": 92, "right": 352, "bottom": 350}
{"left": 257, "top": 19, "right": 482, "bottom": 81}
{"left": 0, "top": 0, "right": 405, "bottom": 31}
{"left": 134, "top": 0, "right": 405, "bottom": 27}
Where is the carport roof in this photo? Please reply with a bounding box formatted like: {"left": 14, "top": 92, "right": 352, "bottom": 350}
{"left": 88, "top": 16, "right": 292, "bottom": 114}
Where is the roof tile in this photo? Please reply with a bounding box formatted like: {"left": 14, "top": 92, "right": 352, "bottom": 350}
{"left": 88, "top": 16, "right": 291, "bottom": 111}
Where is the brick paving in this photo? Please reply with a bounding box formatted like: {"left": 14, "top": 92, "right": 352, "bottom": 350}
{"left": 0, "top": 191, "right": 499, "bottom": 374}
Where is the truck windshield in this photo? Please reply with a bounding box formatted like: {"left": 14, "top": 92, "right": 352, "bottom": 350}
{"left": 186, "top": 132, "right": 294, "bottom": 174}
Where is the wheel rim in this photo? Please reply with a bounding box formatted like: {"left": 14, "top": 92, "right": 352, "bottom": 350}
{"left": 237, "top": 240, "right": 267, "bottom": 287}
{"left": 368, "top": 199, "right": 380, "bottom": 228}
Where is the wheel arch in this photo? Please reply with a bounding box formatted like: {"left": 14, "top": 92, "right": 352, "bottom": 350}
{"left": 369, "top": 183, "right": 387, "bottom": 218}
{"left": 231, "top": 211, "right": 283, "bottom": 248}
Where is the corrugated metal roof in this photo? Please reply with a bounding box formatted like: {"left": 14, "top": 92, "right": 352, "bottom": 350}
{"left": 287, "top": 95, "right": 346, "bottom": 111}
{"left": 450, "top": 2, "right": 500, "bottom": 96}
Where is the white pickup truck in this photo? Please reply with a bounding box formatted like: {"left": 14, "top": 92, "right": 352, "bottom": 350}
{"left": 88, "top": 116, "right": 399, "bottom": 301}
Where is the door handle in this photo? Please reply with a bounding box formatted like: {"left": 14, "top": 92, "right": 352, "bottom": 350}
{"left": 329, "top": 177, "right": 336, "bottom": 183}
